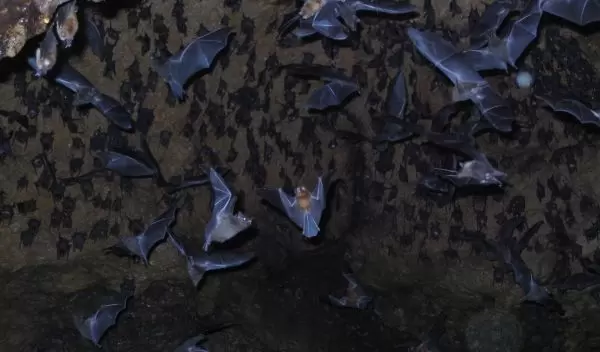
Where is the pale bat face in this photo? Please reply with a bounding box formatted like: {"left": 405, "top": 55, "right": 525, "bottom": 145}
{"left": 299, "top": 0, "right": 326, "bottom": 19}
{"left": 295, "top": 186, "right": 312, "bottom": 210}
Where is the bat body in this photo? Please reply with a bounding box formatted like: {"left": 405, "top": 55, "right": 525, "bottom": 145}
{"left": 97, "top": 150, "right": 158, "bottom": 178}
{"left": 284, "top": 64, "right": 359, "bottom": 110}
{"left": 469, "top": 0, "right": 518, "bottom": 49}
{"left": 328, "top": 273, "right": 373, "bottom": 309}
{"left": 55, "top": 0, "right": 79, "bottom": 48}
{"left": 118, "top": 206, "right": 178, "bottom": 265}
{"left": 258, "top": 176, "right": 327, "bottom": 238}
{"left": 285, "top": 0, "right": 417, "bottom": 40}
{"left": 541, "top": 0, "right": 600, "bottom": 26}
{"left": 461, "top": 0, "right": 543, "bottom": 70}
{"left": 27, "top": 58, "right": 134, "bottom": 131}
{"left": 33, "top": 27, "right": 59, "bottom": 77}
{"left": 202, "top": 169, "right": 252, "bottom": 252}
{"left": 418, "top": 174, "right": 454, "bottom": 194}
{"left": 407, "top": 28, "right": 514, "bottom": 132}
{"left": 174, "top": 334, "right": 208, "bottom": 352}
{"left": 537, "top": 95, "right": 600, "bottom": 127}
{"left": 169, "top": 232, "right": 255, "bottom": 287}
{"left": 73, "top": 293, "right": 130, "bottom": 347}
{"left": 83, "top": 10, "right": 106, "bottom": 59}
{"left": 386, "top": 71, "right": 407, "bottom": 118}
{"left": 153, "top": 28, "right": 233, "bottom": 100}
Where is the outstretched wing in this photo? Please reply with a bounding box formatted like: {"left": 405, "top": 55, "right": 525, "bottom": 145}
{"left": 138, "top": 217, "right": 172, "bottom": 262}
{"left": 160, "top": 28, "right": 233, "bottom": 99}
{"left": 386, "top": 71, "right": 407, "bottom": 117}
{"left": 505, "top": 0, "right": 543, "bottom": 67}
{"left": 312, "top": 2, "right": 349, "bottom": 40}
{"left": 209, "top": 168, "right": 234, "bottom": 217}
{"left": 469, "top": 0, "right": 516, "bottom": 49}
{"left": 91, "top": 300, "right": 128, "bottom": 344}
{"left": 174, "top": 334, "right": 208, "bottom": 352}
{"left": 349, "top": 0, "right": 418, "bottom": 15}
{"left": 542, "top": 0, "right": 600, "bottom": 26}
{"left": 92, "top": 93, "right": 134, "bottom": 131}
{"left": 309, "top": 177, "right": 327, "bottom": 225}
{"left": 538, "top": 96, "right": 600, "bottom": 127}
{"left": 306, "top": 81, "right": 359, "bottom": 110}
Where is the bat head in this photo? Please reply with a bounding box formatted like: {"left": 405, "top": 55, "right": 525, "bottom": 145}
{"left": 233, "top": 211, "right": 252, "bottom": 230}
{"left": 299, "top": 0, "right": 326, "bottom": 19}
{"left": 34, "top": 48, "right": 53, "bottom": 77}
{"left": 295, "top": 186, "right": 311, "bottom": 210}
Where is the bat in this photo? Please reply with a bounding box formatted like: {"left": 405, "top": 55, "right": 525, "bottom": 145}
{"left": 281, "top": 0, "right": 417, "bottom": 41}
{"left": 174, "top": 334, "right": 208, "bottom": 352}
{"left": 257, "top": 176, "right": 328, "bottom": 238}
{"left": 55, "top": 0, "right": 79, "bottom": 48}
{"left": 328, "top": 273, "right": 373, "bottom": 309}
{"left": 202, "top": 168, "right": 252, "bottom": 251}
{"left": 98, "top": 149, "right": 158, "bottom": 178}
{"left": 73, "top": 293, "right": 130, "bottom": 347}
{"left": 407, "top": 27, "right": 515, "bottom": 133}
{"left": 541, "top": 0, "right": 600, "bottom": 26}
{"left": 169, "top": 232, "right": 255, "bottom": 287}
{"left": 373, "top": 118, "right": 422, "bottom": 151}
{"left": 82, "top": 9, "right": 106, "bottom": 60}
{"left": 284, "top": 64, "right": 360, "bottom": 110}
{"left": 460, "top": 0, "right": 543, "bottom": 70}
{"left": 153, "top": 28, "right": 233, "bottom": 100}
{"left": 33, "top": 26, "right": 59, "bottom": 77}
{"left": 116, "top": 204, "right": 178, "bottom": 265}
{"left": 386, "top": 71, "right": 407, "bottom": 118}
{"left": 27, "top": 58, "right": 134, "bottom": 131}
{"left": 536, "top": 95, "right": 600, "bottom": 127}
{"left": 468, "top": 0, "right": 518, "bottom": 49}
{"left": 417, "top": 173, "right": 454, "bottom": 194}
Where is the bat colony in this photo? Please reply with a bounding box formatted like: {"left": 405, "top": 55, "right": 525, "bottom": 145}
{"left": 12, "top": 0, "right": 600, "bottom": 348}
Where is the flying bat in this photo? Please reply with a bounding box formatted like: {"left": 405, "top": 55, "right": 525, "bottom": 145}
{"left": 386, "top": 71, "right": 407, "bottom": 118}
{"left": 406, "top": 27, "right": 514, "bottom": 133}
{"left": 328, "top": 272, "right": 373, "bottom": 309}
{"left": 417, "top": 173, "right": 454, "bottom": 195}
{"left": 541, "top": 0, "right": 600, "bottom": 26}
{"left": 33, "top": 26, "right": 59, "bottom": 77}
{"left": 284, "top": 64, "right": 360, "bottom": 111}
{"left": 116, "top": 204, "right": 178, "bottom": 265}
{"left": 202, "top": 168, "right": 252, "bottom": 252}
{"left": 174, "top": 334, "right": 209, "bottom": 352}
{"left": 280, "top": 0, "right": 417, "bottom": 41}
{"left": 169, "top": 231, "right": 255, "bottom": 287}
{"left": 153, "top": 27, "right": 233, "bottom": 100}
{"left": 536, "top": 95, "right": 600, "bottom": 128}
{"left": 258, "top": 176, "right": 329, "bottom": 238}
{"left": 461, "top": 0, "right": 543, "bottom": 70}
{"left": 468, "top": 0, "right": 518, "bottom": 49}
{"left": 73, "top": 293, "right": 130, "bottom": 347}
{"left": 27, "top": 58, "right": 134, "bottom": 131}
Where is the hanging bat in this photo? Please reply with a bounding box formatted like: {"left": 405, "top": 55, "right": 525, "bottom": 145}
{"left": 202, "top": 168, "right": 252, "bottom": 252}
{"left": 407, "top": 27, "right": 514, "bottom": 133}
{"left": 460, "top": 0, "right": 543, "bottom": 70}
{"left": 169, "top": 231, "right": 255, "bottom": 287}
{"left": 33, "top": 26, "right": 59, "bottom": 77}
{"left": 328, "top": 272, "right": 373, "bottom": 309}
{"left": 386, "top": 71, "right": 407, "bottom": 118}
{"left": 257, "top": 176, "right": 329, "bottom": 238}
{"left": 281, "top": 0, "right": 417, "bottom": 41}
{"left": 73, "top": 293, "right": 130, "bottom": 347}
{"left": 468, "top": 0, "right": 518, "bottom": 49}
{"left": 27, "top": 58, "right": 134, "bottom": 131}
{"left": 541, "top": 0, "right": 600, "bottom": 26}
{"left": 174, "top": 334, "right": 209, "bottom": 352}
{"left": 82, "top": 9, "right": 106, "bottom": 60}
{"left": 536, "top": 95, "right": 600, "bottom": 128}
{"left": 115, "top": 205, "right": 178, "bottom": 265}
{"left": 284, "top": 64, "right": 360, "bottom": 111}
{"left": 55, "top": 0, "right": 79, "bottom": 48}
{"left": 153, "top": 27, "right": 233, "bottom": 100}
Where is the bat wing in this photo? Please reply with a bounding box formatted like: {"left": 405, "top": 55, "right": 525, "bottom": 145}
{"left": 293, "top": 18, "right": 319, "bottom": 38}
{"left": 174, "top": 335, "right": 208, "bottom": 352}
{"left": 386, "top": 71, "right": 407, "bottom": 117}
{"left": 98, "top": 150, "right": 157, "bottom": 177}
{"left": 138, "top": 217, "right": 172, "bottom": 262}
{"left": 162, "top": 28, "right": 233, "bottom": 99}
{"left": 83, "top": 10, "right": 106, "bottom": 60}
{"left": 45, "top": 60, "right": 95, "bottom": 93}
{"left": 257, "top": 187, "right": 291, "bottom": 215}
{"left": 426, "top": 131, "right": 479, "bottom": 160}
{"left": 312, "top": 3, "right": 349, "bottom": 40}
{"left": 209, "top": 168, "right": 234, "bottom": 216}
{"left": 201, "top": 250, "right": 256, "bottom": 271}
{"left": 310, "top": 177, "right": 327, "bottom": 225}
{"left": 92, "top": 93, "right": 134, "bottom": 131}
{"left": 167, "top": 230, "right": 188, "bottom": 256}
{"left": 406, "top": 28, "right": 484, "bottom": 87}
{"left": 505, "top": 1, "right": 543, "bottom": 67}
{"left": 542, "top": 0, "right": 600, "bottom": 26}
{"left": 538, "top": 96, "right": 600, "bottom": 127}
{"left": 306, "top": 81, "right": 359, "bottom": 110}
{"left": 471, "top": 84, "right": 515, "bottom": 132}
{"left": 458, "top": 48, "right": 508, "bottom": 72}
{"left": 469, "top": 0, "right": 516, "bottom": 48}
{"left": 90, "top": 301, "right": 127, "bottom": 344}
{"left": 349, "top": 0, "right": 418, "bottom": 15}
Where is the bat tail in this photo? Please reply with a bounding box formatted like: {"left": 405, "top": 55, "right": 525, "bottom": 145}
{"left": 302, "top": 212, "right": 320, "bottom": 238}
